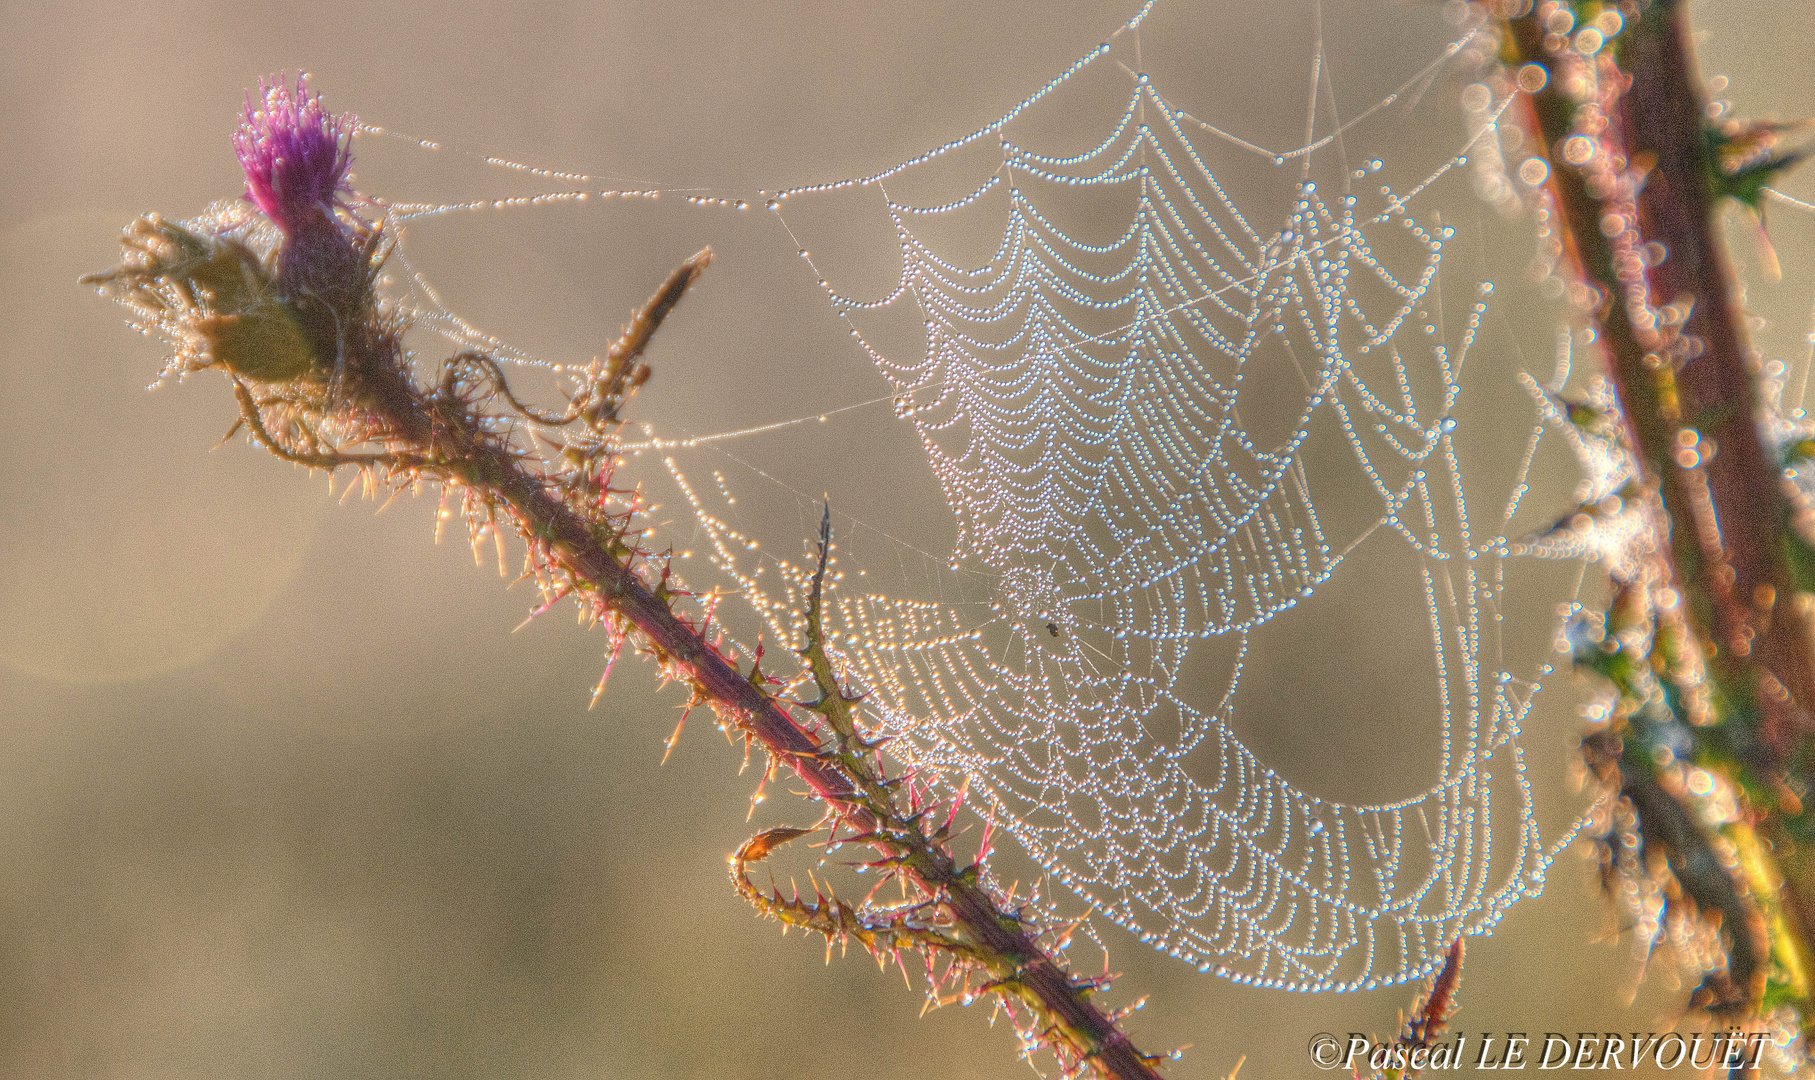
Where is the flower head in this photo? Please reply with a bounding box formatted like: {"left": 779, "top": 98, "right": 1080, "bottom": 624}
{"left": 232, "top": 73, "right": 354, "bottom": 235}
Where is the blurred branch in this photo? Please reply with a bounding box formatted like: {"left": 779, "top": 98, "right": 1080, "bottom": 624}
{"left": 1499, "top": 0, "right": 1814, "bottom": 1029}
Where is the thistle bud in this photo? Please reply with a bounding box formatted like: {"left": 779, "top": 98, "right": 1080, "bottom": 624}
{"left": 232, "top": 74, "right": 373, "bottom": 353}
{"left": 87, "top": 76, "right": 385, "bottom": 387}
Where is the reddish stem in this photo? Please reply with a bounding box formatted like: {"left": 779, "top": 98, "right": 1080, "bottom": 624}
{"left": 354, "top": 327, "right": 1165, "bottom": 1080}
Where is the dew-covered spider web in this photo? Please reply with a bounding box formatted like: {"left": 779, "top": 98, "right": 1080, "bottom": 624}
{"left": 359, "top": 0, "right": 1601, "bottom": 992}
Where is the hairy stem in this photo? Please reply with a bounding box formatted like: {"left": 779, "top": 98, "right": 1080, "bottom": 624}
{"left": 241, "top": 256, "right": 1166, "bottom": 1080}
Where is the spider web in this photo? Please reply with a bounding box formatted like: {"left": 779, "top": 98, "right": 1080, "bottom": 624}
{"left": 370, "top": 1, "right": 1585, "bottom": 991}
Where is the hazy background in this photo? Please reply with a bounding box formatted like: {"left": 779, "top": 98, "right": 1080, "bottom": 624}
{"left": 2, "top": 1, "right": 1812, "bottom": 1078}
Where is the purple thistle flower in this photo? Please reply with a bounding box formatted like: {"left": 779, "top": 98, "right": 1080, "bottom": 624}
{"left": 232, "top": 73, "right": 354, "bottom": 236}
{"left": 231, "top": 73, "right": 373, "bottom": 363}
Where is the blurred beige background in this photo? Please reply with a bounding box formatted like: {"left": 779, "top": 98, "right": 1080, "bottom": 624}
{"left": 2, "top": 1, "right": 1812, "bottom": 1078}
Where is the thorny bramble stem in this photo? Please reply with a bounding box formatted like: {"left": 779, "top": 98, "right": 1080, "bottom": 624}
{"left": 83, "top": 73, "right": 1168, "bottom": 1080}
{"left": 1364, "top": 938, "right": 1464, "bottom": 1080}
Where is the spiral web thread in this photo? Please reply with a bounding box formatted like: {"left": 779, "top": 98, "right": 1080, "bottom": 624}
{"left": 372, "top": 5, "right": 1582, "bottom": 991}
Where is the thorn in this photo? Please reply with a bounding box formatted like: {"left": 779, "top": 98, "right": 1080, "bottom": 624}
{"left": 942, "top": 775, "right": 970, "bottom": 836}
{"left": 662, "top": 707, "right": 693, "bottom": 765}
{"left": 211, "top": 417, "right": 245, "bottom": 450}
{"left": 588, "top": 632, "right": 625, "bottom": 710}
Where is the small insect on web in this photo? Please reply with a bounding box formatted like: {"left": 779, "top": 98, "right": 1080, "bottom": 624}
{"left": 363, "top": 0, "right": 1592, "bottom": 992}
